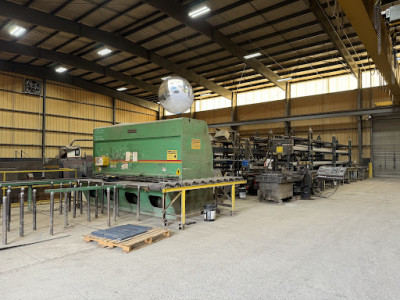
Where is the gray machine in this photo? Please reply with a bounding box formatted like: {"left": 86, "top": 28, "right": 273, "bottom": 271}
{"left": 256, "top": 171, "right": 304, "bottom": 203}
{"left": 317, "top": 166, "right": 348, "bottom": 182}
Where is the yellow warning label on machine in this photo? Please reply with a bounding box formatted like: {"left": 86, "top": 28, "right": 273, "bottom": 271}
{"left": 176, "top": 168, "right": 181, "bottom": 175}
{"left": 167, "top": 150, "right": 178, "bottom": 160}
{"left": 191, "top": 138, "right": 201, "bottom": 149}
{"left": 276, "top": 146, "right": 283, "bottom": 154}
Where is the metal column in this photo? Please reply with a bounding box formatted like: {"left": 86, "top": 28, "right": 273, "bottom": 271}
{"left": 284, "top": 82, "right": 291, "bottom": 136}
{"left": 357, "top": 69, "right": 363, "bottom": 164}
{"left": 42, "top": 78, "right": 46, "bottom": 164}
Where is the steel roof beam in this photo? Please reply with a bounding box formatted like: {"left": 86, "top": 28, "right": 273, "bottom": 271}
{"left": 0, "top": 39, "right": 159, "bottom": 95}
{"left": 0, "top": 0, "right": 233, "bottom": 100}
{"left": 143, "top": 0, "right": 286, "bottom": 90}
{"left": 305, "top": 0, "right": 359, "bottom": 78}
{"left": 0, "top": 60, "right": 158, "bottom": 111}
{"left": 338, "top": 0, "right": 400, "bottom": 103}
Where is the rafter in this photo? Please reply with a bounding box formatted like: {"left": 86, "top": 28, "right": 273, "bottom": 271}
{"left": 305, "top": 0, "right": 359, "bottom": 78}
{"left": 143, "top": 0, "right": 286, "bottom": 90}
{"left": 0, "top": 39, "right": 159, "bottom": 95}
{"left": 0, "top": 60, "right": 158, "bottom": 110}
{"left": 0, "top": 0, "right": 233, "bottom": 100}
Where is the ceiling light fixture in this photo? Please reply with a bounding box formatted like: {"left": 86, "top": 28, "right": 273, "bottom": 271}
{"left": 277, "top": 77, "right": 293, "bottom": 82}
{"left": 55, "top": 66, "right": 67, "bottom": 73}
{"left": 97, "top": 48, "right": 112, "bottom": 56}
{"left": 244, "top": 52, "right": 261, "bottom": 59}
{"left": 9, "top": 24, "right": 26, "bottom": 37}
{"left": 161, "top": 76, "right": 171, "bottom": 80}
{"left": 188, "top": 6, "right": 211, "bottom": 18}
{"left": 117, "top": 87, "right": 127, "bottom": 91}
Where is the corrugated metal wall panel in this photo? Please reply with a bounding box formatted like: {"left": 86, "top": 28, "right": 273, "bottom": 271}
{"left": 0, "top": 73, "right": 156, "bottom": 158}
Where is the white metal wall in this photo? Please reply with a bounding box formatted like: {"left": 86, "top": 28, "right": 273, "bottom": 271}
{"left": 372, "top": 114, "right": 400, "bottom": 177}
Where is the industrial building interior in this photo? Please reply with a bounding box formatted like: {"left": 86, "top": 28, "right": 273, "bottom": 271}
{"left": 0, "top": 0, "right": 400, "bottom": 298}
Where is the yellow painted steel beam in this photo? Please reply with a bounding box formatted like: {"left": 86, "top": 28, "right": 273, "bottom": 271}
{"left": 338, "top": 0, "right": 400, "bottom": 104}
{"left": 162, "top": 180, "right": 246, "bottom": 193}
{"left": 374, "top": 101, "right": 393, "bottom": 106}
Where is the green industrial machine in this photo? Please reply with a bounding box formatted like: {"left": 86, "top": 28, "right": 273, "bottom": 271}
{"left": 92, "top": 118, "right": 214, "bottom": 218}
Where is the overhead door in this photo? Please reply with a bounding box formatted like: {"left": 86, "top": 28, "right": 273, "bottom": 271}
{"left": 372, "top": 114, "right": 400, "bottom": 177}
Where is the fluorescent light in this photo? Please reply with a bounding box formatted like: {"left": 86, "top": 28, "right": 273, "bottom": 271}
{"left": 189, "top": 6, "right": 211, "bottom": 18}
{"left": 161, "top": 76, "right": 171, "bottom": 81}
{"left": 244, "top": 52, "right": 261, "bottom": 59}
{"left": 201, "top": 93, "right": 211, "bottom": 96}
{"left": 9, "top": 25, "right": 26, "bottom": 37}
{"left": 55, "top": 66, "right": 67, "bottom": 73}
{"left": 97, "top": 48, "right": 112, "bottom": 56}
{"left": 277, "top": 77, "right": 293, "bottom": 82}
{"left": 117, "top": 87, "right": 127, "bottom": 91}
{"left": 397, "top": 57, "right": 400, "bottom": 61}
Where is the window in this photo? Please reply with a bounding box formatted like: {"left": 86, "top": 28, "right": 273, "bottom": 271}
{"left": 237, "top": 86, "right": 285, "bottom": 106}
{"left": 195, "top": 96, "right": 231, "bottom": 112}
{"left": 166, "top": 69, "right": 386, "bottom": 114}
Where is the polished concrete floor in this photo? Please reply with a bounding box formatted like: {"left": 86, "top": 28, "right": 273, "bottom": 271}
{"left": 0, "top": 178, "right": 399, "bottom": 299}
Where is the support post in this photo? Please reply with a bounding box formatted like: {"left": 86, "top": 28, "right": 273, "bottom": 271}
{"left": 42, "top": 78, "right": 46, "bottom": 164}
{"left": 284, "top": 82, "right": 291, "bottom": 136}
{"left": 231, "top": 92, "right": 237, "bottom": 122}
{"left": 137, "top": 186, "right": 141, "bottom": 221}
{"left": 113, "top": 186, "right": 117, "bottom": 222}
{"left": 101, "top": 183, "right": 104, "bottom": 214}
{"left": 73, "top": 184, "right": 77, "bottom": 218}
{"left": 28, "top": 185, "right": 32, "bottom": 212}
{"left": 357, "top": 69, "right": 363, "bottom": 165}
{"left": 32, "top": 189, "right": 37, "bottom": 231}
{"left": 107, "top": 187, "right": 111, "bottom": 227}
{"left": 2, "top": 196, "right": 7, "bottom": 245}
{"left": 68, "top": 182, "right": 72, "bottom": 211}
{"left": 95, "top": 185, "right": 98, "bottom": 218}
{"left": 49, "top": 191, "right": 54, "bottom": 235}
{"left": 86, "top": 182, "right": 91, "bottom": 222}
{"left": 64, "top": 192, "right": 68, "bottom": 227}
{"left": 19, "top": 189, "right": 24, "bottom": 237}
{"left": 162, "top": 192, "right": 166, "bottom": 225}
{"left": 180, "top": 190, "right": 186, "bottom": 230}
{"left": 112, "top": 97, "right": 116, "bottom": 125}
{"left": 79, "top": 182, "right": 83, "bottom": 214}
{"left": 6, "top": 188, "right": 11, "bottom": 232}
{"left": 231, "top": 184, "right": 235, "bottom": 215}
{"left": 59, "top": 182, "right": 62, "bottom": 215}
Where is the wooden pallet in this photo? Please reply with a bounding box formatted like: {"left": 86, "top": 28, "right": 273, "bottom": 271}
{"left": 83, "top": 228, "right": 170, "bottom": 253}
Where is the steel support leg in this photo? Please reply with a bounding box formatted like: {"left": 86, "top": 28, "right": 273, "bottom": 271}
{"left": 2, "top": 196, "right": 7, "bottom": 245}
{"left": 113, "top": 186, "right": 117, "bottom": 222}
{"left": 107, "top": 188, "right": 111, "bottom": 227}
{"left": 231, "top": 184, "right": 235, "bottom": 216}
{"left": 6, "top": 188, "right": 11, "bottom": 232}
{"left": 49, "top": 192, "right": 54, "bottom": 235}
{"left": 180, "top": 190, "right": 186, "bottom": 230}
{"left": 19, "top": 189, "right": 24, "bottom": 237}
{"left": 59, "top": 182, "right": 63, "bottom": 215}
{"left": 64, "top": 192, "right": 68, "bottom": 228}
{"left": 95, "top": 185, "right": 98, "bottom": 218}
{"left": 32, "top": 189, "right": 37, "bottom": 231}
{"left": 137, "top": 186, "right": 140, "bottom": 221}
{"left": 73, "top": 185, "right": 77, "bottom": 218}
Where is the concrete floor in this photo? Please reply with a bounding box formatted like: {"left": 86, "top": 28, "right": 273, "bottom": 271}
{"left": 0, "top": 178, "right": 399, "bottom": 299}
